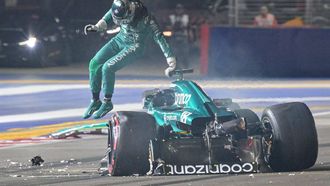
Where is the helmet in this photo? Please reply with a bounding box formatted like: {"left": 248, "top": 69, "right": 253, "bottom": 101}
{"left": 111, "top": 0, "right": 130, "bottom": 19}
{"left": 111, "top": 0, "right": 136, "bottom": 24}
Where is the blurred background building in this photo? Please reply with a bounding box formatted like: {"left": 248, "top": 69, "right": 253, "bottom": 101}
{"left": 0, "top": 0, "right": 329, "bottom": 77}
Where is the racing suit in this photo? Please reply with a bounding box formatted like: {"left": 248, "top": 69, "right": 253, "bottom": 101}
{"left": 90, "top": 3, "right": 174, "bottom": 96}
{"left": 84, "top": 1, "right": 175, "bottom": 119}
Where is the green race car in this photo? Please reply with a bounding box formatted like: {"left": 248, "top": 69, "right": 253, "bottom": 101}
{"left": 104, "top": 69, "right": 318, "bottom": 176}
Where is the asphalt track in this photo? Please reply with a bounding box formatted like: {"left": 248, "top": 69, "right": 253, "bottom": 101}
{"left": 1, "top": 73, "right": 330, "bottom": 185}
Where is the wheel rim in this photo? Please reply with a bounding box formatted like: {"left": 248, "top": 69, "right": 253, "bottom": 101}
{"left": 108, "top": 115, "right": 120, "bottom": 174}
{"left": 261, "top": 117, "right": 274, "bottom": 165}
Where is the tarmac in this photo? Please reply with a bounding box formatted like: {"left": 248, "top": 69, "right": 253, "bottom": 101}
{"left": 1, "top": 65, "right": 330, "bottom": 185}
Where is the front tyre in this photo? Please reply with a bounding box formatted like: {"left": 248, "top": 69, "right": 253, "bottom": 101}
{"left": 262, "top": 102, "right": 318, "bottom": 172}
{"left": 108, "top": 111, "right": 156, "bottom": 176}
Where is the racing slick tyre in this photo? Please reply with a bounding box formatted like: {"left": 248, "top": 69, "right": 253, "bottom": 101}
{"left": 234, "top": 109, "right": 260, "bottom": 124}
{"left": 261, "top": 102, "right": 318, "bottom": 172}
{"left": 235, "top": 109, "right": 260, "bottom": 135}
{"left": 228, "top": 102, "right": 241, "bottom": 111}
{"left": 213, "top": 99, "right": 240, "bottom": 111}
{"left": 108, "top": 111, "right": 156, "bottom": 176}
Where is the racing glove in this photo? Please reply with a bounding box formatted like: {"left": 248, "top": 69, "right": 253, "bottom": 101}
{"left": 84, "top": 19, "right": 108, "bottom": 35}
{"left": 165, "top": 57, "right": 177, "bottom": 77}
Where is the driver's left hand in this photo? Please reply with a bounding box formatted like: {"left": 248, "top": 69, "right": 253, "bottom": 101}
{"left": 165, "top": 57, "right": 177, "bottom": 77}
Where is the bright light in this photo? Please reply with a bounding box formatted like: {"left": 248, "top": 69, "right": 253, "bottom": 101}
{"left": 26, "top": 37, "right": 37, "bottom": 48}
{"left": 19, "top": 37, "right": 37, "bottom": 48}
{"left": 163, "top": 31, "right": 172, "bottom": 37}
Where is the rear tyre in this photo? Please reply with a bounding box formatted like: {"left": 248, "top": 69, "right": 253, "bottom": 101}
{"left": 235, "top": 109, "right": 260, "bottom": 135}
{"left": 262, "top": 102, "right": 318, "bottom": 172}
{"left": 108, "top": 111, "right": 156, "bottom": 176}
{"left": 234, "top": 109, "right": 260, "bottom": 124}
{"left": 228, "top": 102, "right": 240, "bottom": 111}
{"left": 213, "top": 98, "right": 240, "bottom": 110}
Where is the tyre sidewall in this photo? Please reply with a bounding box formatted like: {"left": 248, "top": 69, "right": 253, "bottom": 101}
{"left": 262, "top": 102, "right": 318, "bottom": 172}
{"left": 108, "top": 112, "right": 156, "bottom": 176}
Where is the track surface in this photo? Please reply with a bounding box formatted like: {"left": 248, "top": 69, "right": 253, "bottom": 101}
{"left": 1, "top": 73, "right": 330, "bottom": 185}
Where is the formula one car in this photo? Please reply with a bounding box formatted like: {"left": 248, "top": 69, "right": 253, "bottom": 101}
{"left": 104, "top": 69, "right": 318, "bottom": 176}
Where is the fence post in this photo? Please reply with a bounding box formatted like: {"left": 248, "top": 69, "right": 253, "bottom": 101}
{"left": 235, "top": 0, "right": 239, "bottom": 26}
{"left": 305, "top": 0, "right": 313, "bottom": 25}
{"left": 229, "top": 0, "right": 235, "bottom": 26}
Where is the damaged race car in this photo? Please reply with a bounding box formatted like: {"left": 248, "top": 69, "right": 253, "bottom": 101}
{"left": 103, "top": 69, "right": 318, "bottom": 176}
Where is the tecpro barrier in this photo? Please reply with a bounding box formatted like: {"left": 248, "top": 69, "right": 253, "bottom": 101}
{"left": 201, "top": 27, "right": 330, "bottom": 77}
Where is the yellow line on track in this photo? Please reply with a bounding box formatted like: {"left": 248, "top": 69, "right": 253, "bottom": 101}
{"left": 0, "top": 120, "right": 107, "bottom": 140}
{"left": 2, "top": 106, "right": 330, "bottom": 141}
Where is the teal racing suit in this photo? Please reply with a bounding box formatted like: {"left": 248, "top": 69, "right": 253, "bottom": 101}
{"left": 89, "top": 4, "right": 175, "bottom": 96}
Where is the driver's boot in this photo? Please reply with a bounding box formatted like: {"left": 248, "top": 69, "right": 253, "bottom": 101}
{"left": 93, "top": 98, "right": 113, "bottom": 119}
{"left": 83, "top": 99, "right": 102, "bottom": 119}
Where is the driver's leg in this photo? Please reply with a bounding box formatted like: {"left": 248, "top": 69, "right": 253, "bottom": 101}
{"left": 93, "top": 43, "right": 142, "bottom": 119}
{"left": 83, "top": 38, "right": 121, "bottom": 119}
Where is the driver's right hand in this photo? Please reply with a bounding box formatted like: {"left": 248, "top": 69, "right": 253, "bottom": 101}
{"left": 84, "top": 24, "right": 98, "bottom": 35}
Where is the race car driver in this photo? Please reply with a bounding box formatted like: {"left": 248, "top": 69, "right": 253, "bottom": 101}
{"left": 83, "top": 0, "right": 176, "bottom": 119}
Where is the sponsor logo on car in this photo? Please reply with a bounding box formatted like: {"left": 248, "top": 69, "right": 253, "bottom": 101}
{"left": 164, "top": 115, "right": 178, "bottom": 122}
{"left": 180, "top": 111, "right": 192, "bottom": 123}
{"left": 165, "top": 163, "right": 256, "bottom": 175}
{"left": 175, "top": 93, "right": 191, "bottom": 105}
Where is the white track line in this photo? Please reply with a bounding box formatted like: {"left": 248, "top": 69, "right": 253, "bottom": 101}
{"left": 313, "top": 111, "right": 330, "bottom": 117}
{"left": 0, "top": 103, "right": 141, "bottom": 124}
{"left": 0, "top": 85, "right": 88, "bottom": 96}
{"left": 0, "top": 84, "right": 168, "bottom": 96}
{"left": 2, "top": 82, "right": 330, "bottom": 96}
{"left": 233, "top": 97, "right": 330, "bottom": 103}
{"left": 1, "top": 96, "right": 330, "bottom": 123}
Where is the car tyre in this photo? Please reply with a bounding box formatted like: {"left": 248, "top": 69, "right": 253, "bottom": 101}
{"left": 108, "top": 111, "right": 156, "bottom": 176}
{"left": 234, "top": 109, "right": 260, "bottom": 123}
{"left": 235, "top": 109, "right": 260, "bottom": 135}
{"left": 213, "top": 99, "right": 240, "bottom": 111}
{"left": 262, "top": 102, "right": 318, "bottom": 172}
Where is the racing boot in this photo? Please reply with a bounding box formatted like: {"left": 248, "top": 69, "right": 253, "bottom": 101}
{"left": 93, "top": 98, "right": 113, "bottom": 119}
{"left": 83, "top": 99, "right": 102, "bottom": 119}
